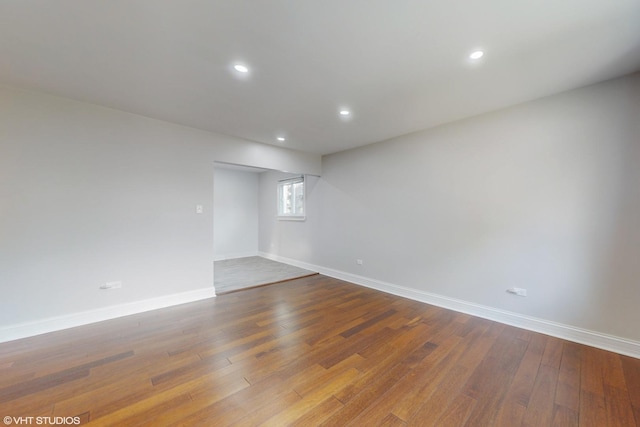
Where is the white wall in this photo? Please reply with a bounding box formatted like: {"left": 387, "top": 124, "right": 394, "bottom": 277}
{"left": 260, "top": 73, "right": 640, "bottom": 343}
{"left": 259, "top": 171, "right": 321, "bottom": 261}
{"left": 214, "top": 168, "right": 260, "bottom": 260}
{"left": 0, "top": 85, "right": 320, "bottom": 336}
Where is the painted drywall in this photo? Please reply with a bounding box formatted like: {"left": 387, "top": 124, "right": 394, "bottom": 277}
{"left": 0, "top": 85, "right": 320, "bottom": 332}
{"left": 214, "top": 168, "right": 260, "bottom": 260}
{"left": 260, "top": 72, "right": 640, "bottom": 342}
{"left": 259, "top": 171, "right": 320, "bottom": 261}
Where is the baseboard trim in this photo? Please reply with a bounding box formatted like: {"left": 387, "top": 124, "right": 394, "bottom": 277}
{"left": 0, "top": 287, "right": 217, "bottom": 344}
{"left": 214, "top": 251, "right": 260, "bottom": 261}
{"left": 259, "top": 252, "right": 640, "bottom": 359}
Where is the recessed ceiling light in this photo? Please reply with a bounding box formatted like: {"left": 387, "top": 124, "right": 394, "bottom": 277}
{"left": 469, "top": 50, "right": 484, "bottom": 60}
{"left": 277, "top": 137, "right": 286, "bottom": 142}
{"left": 339, "top": 109, "right": 351, "bottom": 116}
{"left": 233, "top": 64, "right": 249, "bottom": 73}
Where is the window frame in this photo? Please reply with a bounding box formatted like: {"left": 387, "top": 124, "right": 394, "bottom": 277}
{"left": 277, "top": 176, "right": 306, "bottom": 221}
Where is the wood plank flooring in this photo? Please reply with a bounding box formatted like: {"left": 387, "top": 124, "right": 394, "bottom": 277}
{"left": 0, "top": 275, "right": 638, "bottom": 426}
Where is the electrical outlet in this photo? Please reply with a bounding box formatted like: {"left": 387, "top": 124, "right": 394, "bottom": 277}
{"left": 507, "top": 287, "right": 527, "bottom": 297}
{"left": 100, "top": 281, "right": 122, "bottom": 290}
{"left": 356, "top": 259, "right": 363, "bottom": 265}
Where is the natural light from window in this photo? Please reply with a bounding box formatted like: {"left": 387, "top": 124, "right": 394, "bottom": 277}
{"left": 278, "top": 176, "right": 305, "bottom": 220}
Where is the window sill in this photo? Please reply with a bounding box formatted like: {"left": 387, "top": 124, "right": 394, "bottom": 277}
{"left": 277, "top": 216, "right": 306, "bottom": 221}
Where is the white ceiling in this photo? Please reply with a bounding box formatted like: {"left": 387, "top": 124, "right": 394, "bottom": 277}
{"left": 1, "top": 1, "right": 639, "bottom": 155}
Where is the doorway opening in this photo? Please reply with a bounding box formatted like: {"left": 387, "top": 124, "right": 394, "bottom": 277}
{"left": 213, "top": 162, "right": 317, "bottom": 294}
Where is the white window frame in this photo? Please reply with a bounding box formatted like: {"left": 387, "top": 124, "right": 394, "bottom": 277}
{"left": 277, "top": 176, "right": 306, "bottom": 221}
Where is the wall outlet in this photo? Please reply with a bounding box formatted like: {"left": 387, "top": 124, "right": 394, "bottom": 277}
{"left": 196, "top": 204, "right": 203, "bottom": 214}
{"left": 356, "top": 259, "right": 363, "bottom": 265}
{"left": 507, "top": 287, "right": 527, "bottom": 297}
{"left": 100, "top": 281, "right": 122, "bottom": 290}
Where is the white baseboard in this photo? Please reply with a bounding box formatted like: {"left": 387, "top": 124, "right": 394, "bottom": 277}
{"left": 0, "top": 287, "right": 216, "bottom": 344}
{"left": 259, "top": 252, "right": 640, "bottom": 359}
{"left": 214, "top": 251, "right": 260, "bottom": 261}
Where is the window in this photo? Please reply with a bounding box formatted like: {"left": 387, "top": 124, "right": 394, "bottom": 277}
{"left": 277, "top": 176, "right": 305, "bottom": 220}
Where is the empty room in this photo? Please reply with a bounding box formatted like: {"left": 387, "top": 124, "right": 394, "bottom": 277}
{"left": 1, "top": 1, "right": 640, "bottom": 426}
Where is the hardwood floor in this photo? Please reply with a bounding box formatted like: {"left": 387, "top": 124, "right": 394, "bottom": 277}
{"left": 0, "top": 275, "right": 638, "bottom": 426}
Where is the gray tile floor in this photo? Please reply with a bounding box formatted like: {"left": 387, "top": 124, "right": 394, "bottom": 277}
{"left": 214, "top": 256, "right": 317, "bottom": 294}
